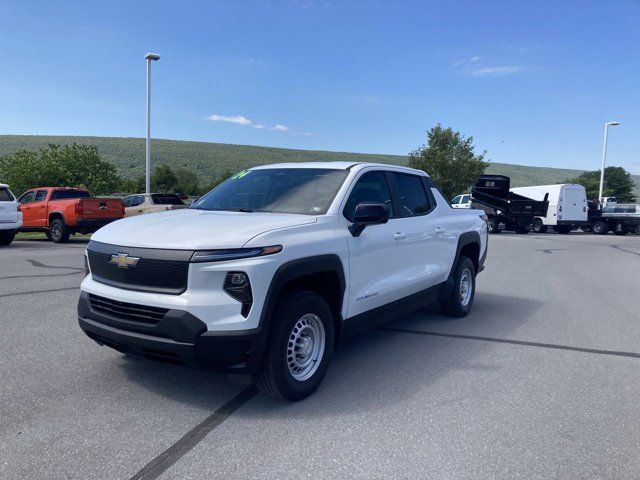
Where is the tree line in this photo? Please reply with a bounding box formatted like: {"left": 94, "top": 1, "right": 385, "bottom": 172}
{"left": 0, "top": 135, "right": 635, "bottom": 202}
{"left": 0, "top": 144, "right": 232, "bottom": 196}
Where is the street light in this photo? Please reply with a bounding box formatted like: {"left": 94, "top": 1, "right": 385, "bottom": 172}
{"left": 598, "top": 121, "right": 620, "bottom": 204}
{"left": 145, "top": 53, "right": 161, "bottom": 195}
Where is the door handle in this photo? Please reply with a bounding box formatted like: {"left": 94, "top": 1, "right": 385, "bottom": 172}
{"left": 393, "top": 232, "right": 407, "bottom": 240}
{"left": 434, "top": 226, "right": 445, "bottom": 233}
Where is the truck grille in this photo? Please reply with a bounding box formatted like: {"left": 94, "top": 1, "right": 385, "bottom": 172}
{"left": 89, "top": 294, "right": 168, "bottom": 325}
{"left": 87, "top": 241, "right": 193, "bottom": 295}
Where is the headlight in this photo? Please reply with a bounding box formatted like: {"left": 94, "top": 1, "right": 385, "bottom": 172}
{"left": 190, "top": 245, "right": 282, "bottom": 263}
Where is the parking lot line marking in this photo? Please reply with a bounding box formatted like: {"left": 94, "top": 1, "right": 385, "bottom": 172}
{"left": 380, "top": 327, "right": 640, "bottom": 360}
{"left": 129, "top": 386, "right": 258, "bottom": 480}
{"left": 27, "top": 259, "right": 84, "bottom": 271}
{"left": 0, "top": 271, "right": 83, "bottom": 280}
{"left": 0, "top": 286, "right": 78, "bottom": 298}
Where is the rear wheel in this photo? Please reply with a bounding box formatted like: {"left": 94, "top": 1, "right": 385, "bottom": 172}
{"left": 593, "top": 221, "right": 609, "bottom": 235}
{"left": 613, "top": 222, "right": 628, "bottom": 235}
{"left": 533, "top": 218, "right": 547, "bottom": 233}
{"left": 0, "top": 229, "right": 16, "bottom": 246}
{"left": 254, "top": 290, "right": 335, "bottom": 401}
{"left": 49, "top": 218, "right": 70, "bottom": 243}
{"left": 487, "top": 218, "right": 500, "bottom": 234}
{"left": 441, "top": 256, "right": 476, "bottom": 318}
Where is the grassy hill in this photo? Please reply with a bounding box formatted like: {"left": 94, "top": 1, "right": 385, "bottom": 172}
{"left": 1, "top": 134, "right": 638, "bottom": 196}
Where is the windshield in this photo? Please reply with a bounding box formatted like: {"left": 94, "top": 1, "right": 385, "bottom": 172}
{"left": 151, "top": 194, "right": 185, "bottom": 205}
{"left": 51, "top": 189, "right": 91, "bottom": 200}
{"left": 192, "top": 168, "right": 349, "bottom": 215}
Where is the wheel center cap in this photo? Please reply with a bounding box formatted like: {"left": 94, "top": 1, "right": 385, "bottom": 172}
{"left": 300, "top": 337, "right": 313, "bottom": 357}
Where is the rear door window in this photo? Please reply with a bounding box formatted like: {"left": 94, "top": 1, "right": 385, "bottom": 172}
{"left": 392, "top": 173, "right": 431, "bottom": 217}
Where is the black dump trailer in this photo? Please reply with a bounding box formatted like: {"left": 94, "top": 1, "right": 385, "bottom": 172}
{"left": 471, "top": 175, "right": 549, "bottom": 234}
{"left": 587, "top": 202, "right": 640, "bottom": 235}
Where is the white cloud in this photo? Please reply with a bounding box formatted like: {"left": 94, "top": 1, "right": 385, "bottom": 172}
{"left": 208, "top": 114, "right": 252, "bottom": 125}
{"left": 471, "top": 66, "right": 527, "bottom": 77}
{"left": 208, "top": 114, "right": 306, "bottom": 134}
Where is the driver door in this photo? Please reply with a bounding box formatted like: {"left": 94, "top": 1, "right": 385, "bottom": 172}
{"left": 344, "top": 170, "right": 408, "bottom": 318}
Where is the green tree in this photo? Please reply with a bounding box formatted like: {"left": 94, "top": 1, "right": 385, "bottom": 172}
{"left": 174, "top": 168, "right": 200, "bottom": 194}
{"left": 408, "top": 124, "right": 488, "bottom": 200}
{"left": 151, "top": 165, "right": 178, "bottom": 193}
{"left": 0, "top": 143, "right": 121, "bottom": 195}
{"left": 567, "top": 166, "right": 635, "bottom": 202}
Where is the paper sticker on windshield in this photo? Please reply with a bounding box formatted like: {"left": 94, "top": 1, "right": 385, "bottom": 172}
{"left": 230, "top": 170, "right": 250, "bottom": 180}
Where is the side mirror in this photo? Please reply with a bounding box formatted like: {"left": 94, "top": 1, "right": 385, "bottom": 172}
{"left": 349, "top": 202, "right": 389, "bottom": 237}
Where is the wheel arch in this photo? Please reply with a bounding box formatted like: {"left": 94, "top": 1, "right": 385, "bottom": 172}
{"left": 48, "top": 211, "right": 65, "bottom": 226}
{"left": 440, "top": 231, "right": 481, "bottom": 302}
{"left": 259, "top": 254, "right": 346, "bottom": 349}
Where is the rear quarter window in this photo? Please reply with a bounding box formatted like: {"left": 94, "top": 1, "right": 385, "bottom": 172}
{"left": 51, "top": 190, "right": 91, "bottom": 200}
{"left": 0, "top": 188, "right": 14, "bottom": 202}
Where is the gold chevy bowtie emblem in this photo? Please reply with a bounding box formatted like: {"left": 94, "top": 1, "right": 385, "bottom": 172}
{"left": 109, "top": 253, "right": 140, "bottom": 269}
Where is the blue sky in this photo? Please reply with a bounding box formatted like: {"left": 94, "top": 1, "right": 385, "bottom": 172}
{"left": 0, "top": 0, "right": 638, "bottom": 173}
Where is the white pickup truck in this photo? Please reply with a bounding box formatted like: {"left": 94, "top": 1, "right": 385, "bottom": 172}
{"left": 78, "top": 162, "right": 488, "bottom": 400}
{"left": 0, "top": 184, "right": 22, "bottom": 247}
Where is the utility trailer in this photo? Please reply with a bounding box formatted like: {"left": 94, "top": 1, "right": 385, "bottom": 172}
{"left": 588, "top": 202, "right": 640, "bottom": 235}
{"left": 471, "top": 175, "right": 549, "bottom": 234}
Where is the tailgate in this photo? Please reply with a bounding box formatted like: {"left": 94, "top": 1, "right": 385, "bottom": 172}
{"left": 80, "top": 198, "right": 123, "bottom": 219}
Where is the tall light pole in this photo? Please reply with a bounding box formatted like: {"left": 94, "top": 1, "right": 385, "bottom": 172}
{"left": 598, "top": 121, "right": 620, "bottom": 204}
{"left": 145, "top": 53, "right": 161, "bottom": 195}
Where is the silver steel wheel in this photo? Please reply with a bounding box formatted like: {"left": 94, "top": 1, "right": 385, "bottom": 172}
{"left": 287, "top": 313, "right": 326, "bottom": 382}
{"left": 459, "top": 268, "right": 473, "bottom": 307}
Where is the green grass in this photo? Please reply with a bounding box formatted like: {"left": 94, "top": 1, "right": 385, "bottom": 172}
{"left": 1, "top": 134, "right": 638, "bottom": 196}
{"left": 15, "top": 232, "right": 91, "bottom": 240}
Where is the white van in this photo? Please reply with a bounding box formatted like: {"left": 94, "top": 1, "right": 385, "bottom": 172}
{"left": 510, "top": 184, "right": 588, "bottom": 233}
{"left": 451, "top": 194, "right": 471, "bottom": 209}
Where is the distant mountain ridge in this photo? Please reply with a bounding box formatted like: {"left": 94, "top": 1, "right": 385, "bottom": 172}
{"left": 1, "top": 134, "right": 638, "bottom": 197}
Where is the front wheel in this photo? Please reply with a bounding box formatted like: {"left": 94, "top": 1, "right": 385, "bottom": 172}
{"left": 533, "top": 219, "right": 547, "bottom": 233}
{"left": 441, "top": 256, "right": 476, "bottom": 318}
{"left": 254, "top": 290, "right": 335, "bottom": 401}
{"left": 0, "top": 229, "right": 16, "bottom": 246}
{"left": 488, "top": 218, "right": 500, "bottom": 234}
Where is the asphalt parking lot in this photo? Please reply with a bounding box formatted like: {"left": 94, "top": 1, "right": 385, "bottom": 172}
{"left": 1, "top": 233, "right": 640, "bottom": 479}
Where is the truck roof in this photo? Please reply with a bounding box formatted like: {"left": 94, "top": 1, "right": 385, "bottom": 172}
{"left": 251, "top": 161, "right": 428, "bottom": 176}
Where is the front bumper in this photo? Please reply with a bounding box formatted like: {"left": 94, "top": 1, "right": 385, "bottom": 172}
{"left": 77, "top": 291, "right": 266, "bottom": 373}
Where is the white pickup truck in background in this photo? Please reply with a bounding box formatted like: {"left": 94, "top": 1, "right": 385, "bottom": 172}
{"left": 0, "top": 184, "right": 22, "bottom": 247}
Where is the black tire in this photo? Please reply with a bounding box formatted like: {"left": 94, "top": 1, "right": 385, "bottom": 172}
{"left": 0, "top": 229, "right": 16, "bottom": 246}
{"left": 593, "top": 221, "right": 609, "bottom": 235}
{"left": 49, "top": 218, "right": 70, "bottom": 243}
{"left": 613, "top": 222, "right": 628, "bottom": 236}
{"left": 533, "top": 219, "right": 547, "bottom": 233}
{"left": 488, "top": 218, "right": 500, "bottom": 234}
{"left": 440, "top": 256, "right": 476, "bottom": 318}
{"left": 556, "top": 226, "right": 572, "bottom": 234}
{"left": 254, "top": 290, "right": 335, "bottom": 401}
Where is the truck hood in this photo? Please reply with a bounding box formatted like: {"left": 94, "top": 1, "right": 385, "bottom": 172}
{"left": 91, "top": 209, "right": 317, "bottom": 250}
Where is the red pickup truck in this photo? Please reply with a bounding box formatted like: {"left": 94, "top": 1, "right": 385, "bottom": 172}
{"left": 18, "top": 187, "right": 124, "bottom": 242}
